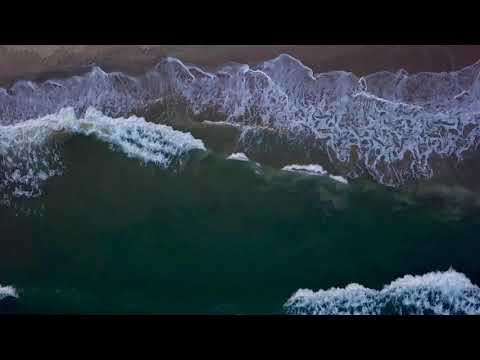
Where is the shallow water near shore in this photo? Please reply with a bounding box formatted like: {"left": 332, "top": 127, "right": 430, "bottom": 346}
{"left": 1, "top": 134, "right": 480, "bottom": 314}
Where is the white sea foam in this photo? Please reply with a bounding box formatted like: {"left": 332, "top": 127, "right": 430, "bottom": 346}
{"left": 162, "top": 55, "right": 480, "bottom": 185}
{"left": 2, "top": 55, "right": 480, "bottom": 185}
{"left": 281, "top": 164, "right": 349, "bottom": 185}
{"left": 0, "top": 107, "right": 205, "bottom": 204}
{"left": 227, "top": 152, "right": 250, "bottom": 161}
{"left": 284, "top": 269, "right": 480, "bottom": 315}
{"left": 282, "top": 164, "right": 328, "bottom": 176}
{"left": 176, "top": 56, "right": 480, "bottom": 186}
{"left": 329, "top": 175, "right": 349, "bottom": 184}
{"left": 0, "top": 284, "right": 18, "bottom": 301}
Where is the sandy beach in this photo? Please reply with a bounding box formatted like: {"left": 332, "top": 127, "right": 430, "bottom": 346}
{"left": 1, "top": 45, "right": 479, "bottom": 87}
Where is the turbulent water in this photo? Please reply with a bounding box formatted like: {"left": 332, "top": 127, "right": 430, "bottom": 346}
{"left": 2, "top": 54, "right": 480, "bottom": 186}
{"left": 285, "top": 269, "right": 480, "bottom": 315}
{"left": 0, "top": 107, "right": 205, "bottom": 206}
{"left": 1, "top": 54, "right": 480, "bottom": 314}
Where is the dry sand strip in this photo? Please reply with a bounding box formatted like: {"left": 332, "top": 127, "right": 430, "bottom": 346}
{"left": 1, "top": 45, "right": 480, "bottom": 87}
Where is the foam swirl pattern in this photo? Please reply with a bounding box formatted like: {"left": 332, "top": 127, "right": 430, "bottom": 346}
{"left": 2, "top": 55, "right": 480, "bottom": 185}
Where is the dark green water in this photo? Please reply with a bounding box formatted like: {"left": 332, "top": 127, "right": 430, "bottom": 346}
{"left": 1, "top": 135, "right": 480, "bottom": 314}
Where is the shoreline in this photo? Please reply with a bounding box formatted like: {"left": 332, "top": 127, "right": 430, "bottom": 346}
{"left": 1, "top": 45, "right": 480, "bottom": 88}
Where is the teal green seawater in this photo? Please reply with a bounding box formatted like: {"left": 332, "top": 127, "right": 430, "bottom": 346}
{"left": 1, "top": 135, "right": 480, "bottom": 314}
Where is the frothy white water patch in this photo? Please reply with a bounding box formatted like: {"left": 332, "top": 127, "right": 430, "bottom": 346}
{"left": 227, "top": 152, "right": 250, "bottom": 161}
{"left": 2, "top": 55, "right": 480, "bottom": 185}
{"left": 202, "top": 120, "right": 241, "bottom": 128}
{"left": 0, "top": 284, "right": 18, "bottom": 301}
{"left": 74, "top": 107, "right": 205, "bottom": 166}
{"left": 0, "top": 107, "right": 205, "bottom": 205}
{"left": 284, "top": 269, "right": 480, "bottom": 315}
{"left": 158, "top": 55, "right": 480, "bottom": 186}
{"left": 282, "top": 164, "right": 328, "bottom": 176}
{"left": 281, "top": 163, "right": 349, "bottom": 185}
{"left": 329, "top": 175, "right": 349, "bottom": 184}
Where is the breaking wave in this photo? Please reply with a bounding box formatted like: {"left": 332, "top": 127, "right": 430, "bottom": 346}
{"left": 0, "top": 107, "right": 205, "bottom": 205}
{"left": 2, "top": 55, "right": 480, "bottom": 185}
{"left": 284, "top": 269, "right": 480, "bottom": 315}
{"left": 0, "top": 284, "right": 18, "bottom": 301}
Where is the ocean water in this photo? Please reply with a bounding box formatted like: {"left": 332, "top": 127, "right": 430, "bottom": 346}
{"left": 2, "top": 54, "right": 480, "bottom": 314}
{"left": 1, "top": 118, "right": 480, "bottom": 314}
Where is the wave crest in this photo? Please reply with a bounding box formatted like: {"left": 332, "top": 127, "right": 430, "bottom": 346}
{"left": 0, "top": 107, "right": 205, "bottom": 205}
{"left": 284, "top": 269, "right": 480, "bottom": 315}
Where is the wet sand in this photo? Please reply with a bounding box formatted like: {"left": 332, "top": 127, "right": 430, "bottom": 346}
{"left": 1, "top": 45, "right": 480, "bottom": 87}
